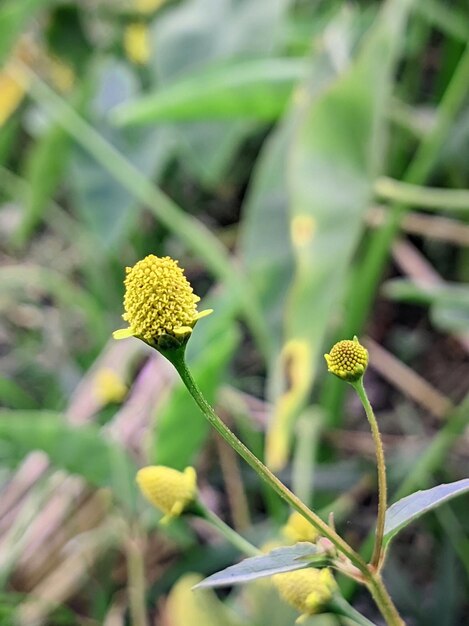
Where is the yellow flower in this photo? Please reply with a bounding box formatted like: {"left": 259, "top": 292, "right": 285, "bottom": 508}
{"left": 94, "top": 368, "right": 127, "bottom": 404}
{"left": 0, "top": 66, "right": 25, "bottom": 127}
{"left": 273, "top": 568, "right": 336, "bottom": 623}
{"left": 113, "top": 255, "right": 212, "bottom": 348}
{"left": 136, "top": 465, "right": 197, "bottom": 523}
{"left": 124, "top": 22, "right": 150, "bottom": 65}
{"left": 282, "top": 512, "right": 319, "bottom": 545}
{"left": 324, "top": 336, "right": 368, "bottom": 382}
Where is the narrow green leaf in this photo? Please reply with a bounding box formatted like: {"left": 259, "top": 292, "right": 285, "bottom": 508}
{"left": 195, "top": 543, "right": 322, "bottom": 589}
{"left": 267, "top": 0, "right": 413, "bottom": 469}
{"left": 0, "top": 411, "right": 138, "bottom": 511}
{"left": 15, "top": 120, "right": 71, "bottom": 246}
{"left": 384, "top": 479, "right": 469, "bottom": 546}
{"left": 0, "top": 0, "right": 52, "bottom": 64}
{"left": 113, "top": 59, "right": 307, "bottom": 126}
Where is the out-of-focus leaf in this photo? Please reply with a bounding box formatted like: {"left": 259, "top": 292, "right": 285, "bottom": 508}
{"left": 15, "top": 118, "right": 72, "bottom": 246}
{"left": 266, "top": 0, "right": 413, "bottom": 469}
{"left": 148, "top": 0, "right": 293, "bottom": 187}
{"left": 113, "top": 59, "right": 307, "bottom": 126}
{"left": 383, "top": 279, "right": 469, "bottom": 306}
{"left": 152, "top": 290, "right": 240, "bottom": 469}
{"left": 431, "top": 302, "right": 469, "bottom": 333}
{"left": 69, "top": 61, "right": 175, "bottom": 246}
{"left": 384, "top": 479, "right": 469, "bottom": 546}
{"left": 0, "top": 411, "right": 138, "bottom": 511}
{"left": 0, "top": 378, "right": 37, "bottom": 410}
{"left": 165, "top": 573, "right": 243, "bottom": 626}
{"left": 195, "top": 543, "right": 322, "bottom": 589}
{"left": 0, "top": 0, "right": 51, "bottom": 65}
{"left": 383, "top": 279, "right": 469, "bottom": 333}
{"left": 0, "top": 265, "right": 107, "bottom": 343}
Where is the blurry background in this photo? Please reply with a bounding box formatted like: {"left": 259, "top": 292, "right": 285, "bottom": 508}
{"left": 1, "top": 0, "right": 469, "bottom": 624}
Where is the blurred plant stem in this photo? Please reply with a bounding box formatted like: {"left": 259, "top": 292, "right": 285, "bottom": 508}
{"left": 10, "top": 60, "right": 272, "bottom": 362}
{"left": 125, "top": 525, "right": 149, "bottom": 626}
{"left": 352, "top": 379, "right": 387, "bottom": 570}
{"left": 375, "top": 177, "right": 469, "bottom": 212}
{"left": 324, "top": 43, "right": 469, "bottom": 425}
{"left": 167, "top": 349, "right": 404, "bottom": 626}
{"left": 194, "top": 501, "right": 260, "bottom": 557}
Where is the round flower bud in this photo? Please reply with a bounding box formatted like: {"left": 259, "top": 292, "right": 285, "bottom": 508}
{"left": 324, "top": 336, "right": 368, "bottom": 382}
{"left": 113, "top": 255, "right": 212, "bottom": 348}
{"left": 136, "top": 465, "right": 197, "bottom": 523}
{"left": 282, "top": 512, "right": 319, "bottom": 545}
{"left": 273, "top": 568, "right": 336, "bottom": 622}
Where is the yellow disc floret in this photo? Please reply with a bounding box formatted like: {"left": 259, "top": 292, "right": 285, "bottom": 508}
{"left": 273, "top": 568, "right": 336, "bottom": 623}
{"left": 282, "top": 512, "right": 319, "bottom": 545}
{"left": 324, "top": 336, "right": 368, "bottom": 382}
{"left": 113, "top": 255, "right": 212, "bottom": 346}
{"left": 136, "top": 465, "right": 197, "bottom": 523}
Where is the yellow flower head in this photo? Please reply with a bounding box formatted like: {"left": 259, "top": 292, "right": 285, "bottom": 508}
{"left": 94, "top": 368, "right": 127, "bottom": 404}
{"left": 282, "top": 512, "right": 319, "bottom": 545}
{"left": 136, "top": 465, "right": 197, "bottom": 523}
{"left": 273, "top": 568, "right": 336, "bottom": 623}
{"left": 124, "top": 22, "right": 150, "bottom": 65}
{"left": 324, "top": 336, "right": 368, "bottom": 383}
{"left": 113, "top": 255, "right": 212, "bottom": 349}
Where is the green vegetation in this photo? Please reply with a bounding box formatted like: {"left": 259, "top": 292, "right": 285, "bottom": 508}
{"left": 1, "top": 0, "right": 469, "bottom": 624}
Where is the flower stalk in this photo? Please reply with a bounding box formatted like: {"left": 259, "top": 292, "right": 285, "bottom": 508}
{"left": 352, "top": 378, "right": 387, "bottom": 570}
{"left": 194, "top": 501, "right": 260, "bottom": 558}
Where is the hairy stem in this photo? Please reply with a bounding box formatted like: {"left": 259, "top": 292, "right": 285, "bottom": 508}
{"left": 170, "top": 352, "right": 367, "bottom": 571}
{"left": 352, "top": 379, "right": 387, "bottom": 569}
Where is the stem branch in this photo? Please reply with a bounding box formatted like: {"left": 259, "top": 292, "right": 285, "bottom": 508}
{"left": 171, "top": 353, "right": 366, "bottom": 571}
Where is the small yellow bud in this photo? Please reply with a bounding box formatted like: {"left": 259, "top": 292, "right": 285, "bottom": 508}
{"left": 273, "top": 568, "right": 336, "bottom": 622}
{"left": 324, "top": 336, "right": 368, "bottom": 383}
{"left": 94, "top": 368, "right": 127, "bottom": 404}
{"left": 282, "top": 512, "right": 319, "bottom": 545}
{"left": 0, "top": 67, "right": 25, "bottom": 127}
{"left": 124, "top": 22, "right": 151, "bottom": 65}
{"left": 136, "top": 465, "right": 197, "bottom": 523}
{"left": 113, "top": 255, "right": 212, "bottom": 349}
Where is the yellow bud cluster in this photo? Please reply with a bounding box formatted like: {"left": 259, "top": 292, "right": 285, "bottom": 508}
{"left": 113, "top": 255, "right": 212, "bottom": 345}
{"left": 282, "top": 512, "right": 319, "bottom": 545}
{"left": 273, "top": 568, "right": 336, "bottom": 622}
{"left": 136, "top": 465, "right": 197, "bottom": 523}
{"left": 324, "top": 336, "right": 368, "bottom": 382}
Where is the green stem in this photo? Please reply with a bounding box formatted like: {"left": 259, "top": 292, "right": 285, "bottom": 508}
{"left": 352, "top": 379, "right": 387, "bottom": 570}
{"left": 375, "top": 176, "right": 469, "bottom": 212}
{"left": 195, "top": 501, "right": 260, "bottom": 558}
{"left": 366, "top": 574, "right": 404, "bottom": 626}
{"left": 125, "top": 527, "right": 149, "bottom": 626}
{"left": 330, "top": 595, "right": 378, "bottom": 626}
{"left": 169, "top": 351, "right": 404, "bottom": 625}
{"left": 169, "top": 352, "right": 367, "bottom": 572}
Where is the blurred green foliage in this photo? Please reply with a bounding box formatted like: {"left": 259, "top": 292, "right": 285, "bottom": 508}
{"left": 1, "top": 0, "right": 469, "bottom": 624}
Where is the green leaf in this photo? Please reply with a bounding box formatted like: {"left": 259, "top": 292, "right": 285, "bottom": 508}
{"left": 0, "top": 410, "right": 138, "bottom": 512}
{"left": 266, "top": 0, "right": 413, "bottom": 469}
{"left": 195, "top": 543, "right": 323, "bottom": 589}
{"left": 15, "top": 117, "right": 72, "bottom": 246}
{"left": 384, "top": 479, "right": 469, "bottom": 546}
{"left": 0, "top": 0, "right": 52, "bottom": 64}
{"left": 152, "top": 290, "right": 240, "bottom": 469}
{"left": 113, "top": 59, "right": 307, "bottom": 126}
